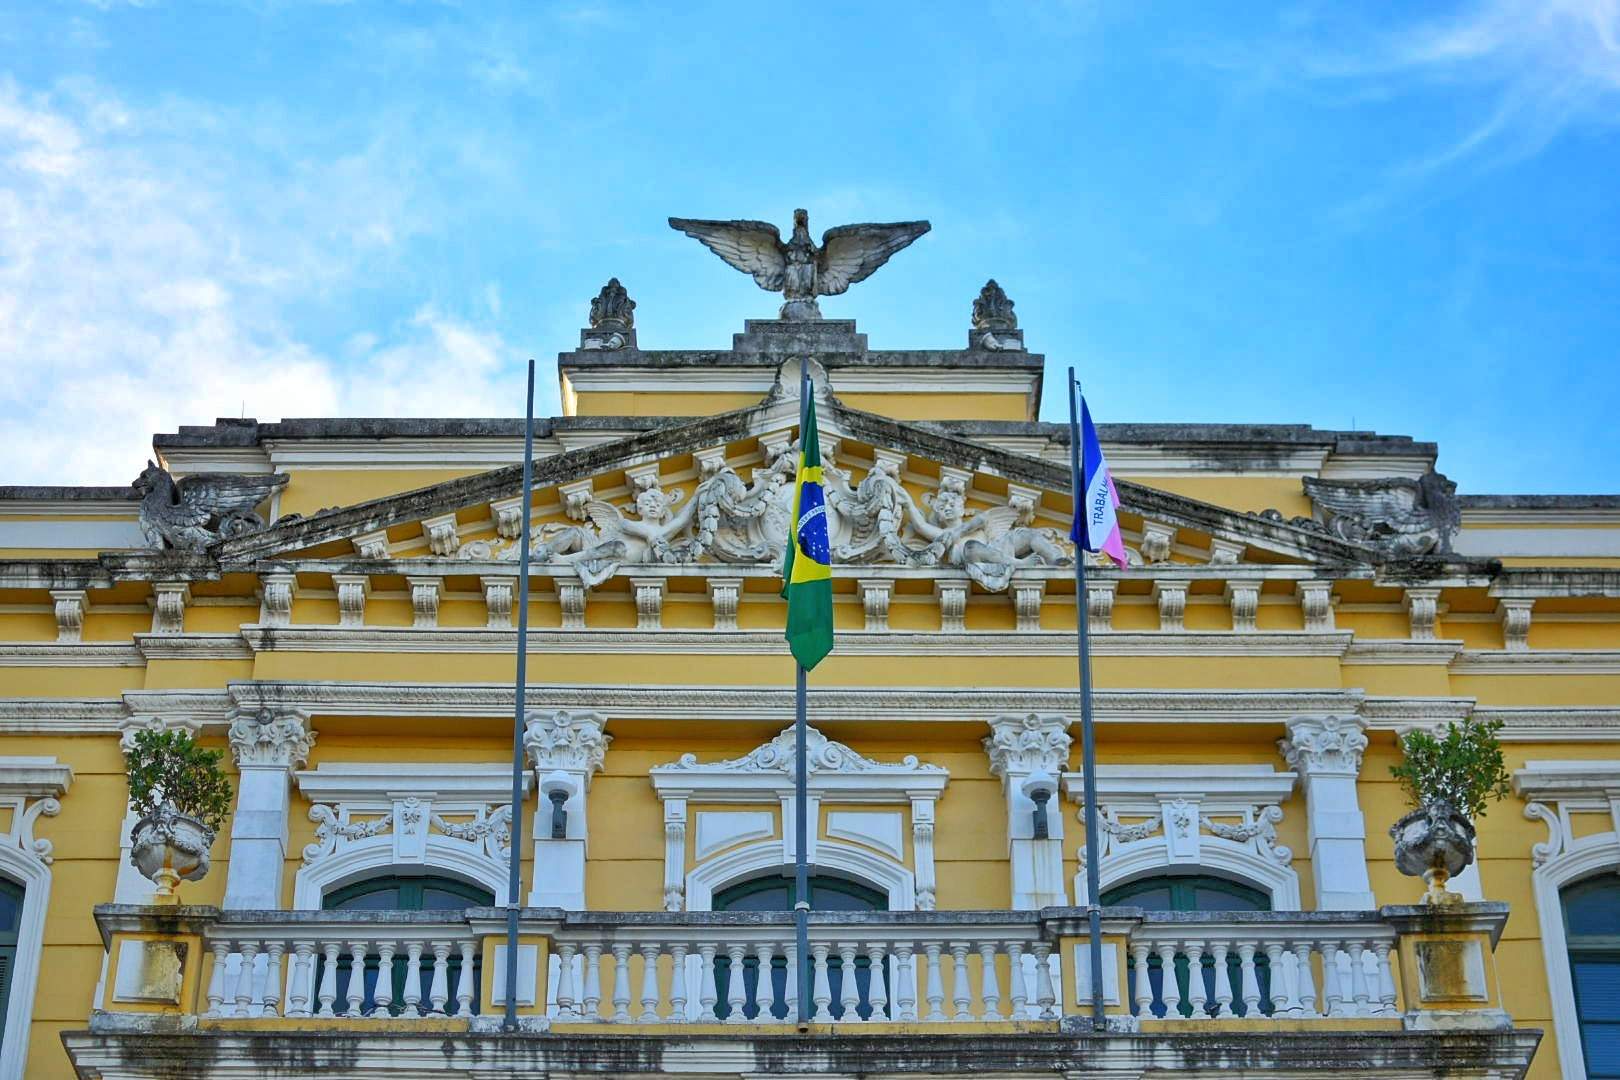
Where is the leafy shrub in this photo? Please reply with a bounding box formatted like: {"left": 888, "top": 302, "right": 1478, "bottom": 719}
{"left": 124, "top": 728, "right": 234, "bottom": 834}
{"left": 1390, "top": 718, "right": 1511, "bottom": 820}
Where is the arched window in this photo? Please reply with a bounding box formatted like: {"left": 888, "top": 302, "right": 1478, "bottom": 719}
{"left": 0, "top": 879, "right": 23, "bottom": 1055}
{"left": 1563, "top": 875, "right": 1620, "bottom": 1078}
{"left": 711, "top": 874, "right": 886, "bottom": 1019}
{"left": 318, "top": 874, "right": 494, "bottom": 1015}
{"left": 1102, "top": 873, "right": 1273, "bottom": 1018}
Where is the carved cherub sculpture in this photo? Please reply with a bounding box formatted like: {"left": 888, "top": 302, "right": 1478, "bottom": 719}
{"left": 909, "top": 475, "right": 1073, "bottom": 590}
{"left": 585, "top": 474, "right": 695, "bottom": 564}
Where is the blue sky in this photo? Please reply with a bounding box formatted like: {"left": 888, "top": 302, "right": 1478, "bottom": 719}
{"left": 1, "top": 2, "right": 1617, "bottom": 492}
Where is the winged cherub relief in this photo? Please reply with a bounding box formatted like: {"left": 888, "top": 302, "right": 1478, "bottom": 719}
{"left": 907, "top": 474, "right": 1074, "bottom": 591}
{"left": 668, "top": 209, "right": 931, "bottom": 320}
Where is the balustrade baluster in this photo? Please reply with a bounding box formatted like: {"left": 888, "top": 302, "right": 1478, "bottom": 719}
{"left": 1292, "top": 942, "right": 1318, "bottom": 1018}
{"left": 725, "top": 944, "right": 748, "bottom": 1023}
{"left": 346, "top": 941, "right": 367, "bottom": 1017}
{"left": 403, "top": 942, "right": 425, "bottom": 1017}
{"left": 206, "top": 941, "right": 231, "bottom": 1018}
{"left": 317, "top": 942, "right": 341, "bottom": 1018}
{"left": 1346, "top": 941, "right": 1370, "bottom": 1016}
{"left": 669, "top": 944, "right": 689, "bottom": 1023}
{"left": 783, "top": 943, "right": 799, "bottom": 1023}
{"left": 455, "top": 941, "right": 476, "bottom": 1017}
{"left": 1184, "top": 943, "right": 1207, "bottom": 1018}
{"left": 1130, "top": 943, "right": 1153, "bottom": 1019}
{"left": 975, "top": 943, "right": 1000, "bottom": 1021}
{"left": 1031, "top": 943, "right": 1057, "bottom": 1020}
{"left": 838, "top": 944, "right": 861, "bottom": 1021}
{"left": 811, "top": 943, "right": 834, "bottom": 1023}
{"left": 639, "top": 944, "right": 663, "bottom": 1022}
{"left": 1321, "top": 943, "right": 1346, "bottom": 1017}
{"left": 867, "top": 945, "right": 890, "bottom": 1021}
{"left": 1236, "top": 943, "right": 1261, "bottom": 1018}
{"left": 286, "top": 943, "right": 315, "bottom": 1018}
{"left": 611, "top": 944, "right": 633, "bottom": 1023}
{"left": 238, "top": 941, "right": 261, "bottom": 1018}
{"left": 893, "top": 944, "right": 917, "bottom": 1022}
{"left": 1209, "top": 942, "right": 1232, "bottom": 1019}
{"left": 582, "top": 944, "right": 604, "bottom": 1020}
{"left": 1373, "top": 941, "right": 1398, "bottom": 1017}
{"left": 555, "top": 943, "right": 578, "bottom": 1018}
{"left": 430, "top": 943, "right": 452, "bottom": 1015}
{"left": 263, "top": 943, "right": 285, "bottom": 1018}
{"left": 1263, "top": 942, "right": 1290, "bottom": 1017}
{"left": 940, "top": 943, "right": 966, "bottom": 1021}
{"left": 1006, "top": 942, "right": 1029, "bottom": 1020}
{"left": 922, "top": 944, "right": 945, "bottom": 1021}
{"left": 753, "top": 944, "right": 776, "bottom": 1022}
{"left": 698, "top": 944, "right": 718, "bottom": 1021}
{"left": 1155, "top": 943, "right": 1180, "bottom": 1018}
{"left": 374, "top": 943, "right": 396, "bottom": 1017}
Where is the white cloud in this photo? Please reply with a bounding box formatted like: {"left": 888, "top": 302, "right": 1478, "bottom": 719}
{"left": 0, "top": 81, "right": 532, "bottom": 487}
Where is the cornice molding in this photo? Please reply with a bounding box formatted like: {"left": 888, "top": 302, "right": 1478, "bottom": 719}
{"left": 1451, "top": 649, "right": 1620, "bottom": 675}
{"left": 133, "top": 633, "right": 253, "bottom": 661}
{"left": 0, "top": 643, "right": 143, "bottom": 667}
{"left": 1342, "top": 640, "right": 1465, "bottom": 666}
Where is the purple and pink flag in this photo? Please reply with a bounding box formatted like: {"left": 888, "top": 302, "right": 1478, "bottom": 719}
{"left": 1071, "top": 395, "right": 1129, "bottom": 569}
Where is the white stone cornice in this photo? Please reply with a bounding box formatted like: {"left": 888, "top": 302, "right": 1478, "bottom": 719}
{"left": 1342, "top": 639, "right": 1464, "bottom": 666}
{"left": 420, "top": 513, "right": 461, "bottom": 557}
{"left": 522, "top": 709, "right": 610, "bottom": 778}
{"left": 0, "top": 643, "right": 144, "bottom": 667}
{"left": 227, "top": 709, "right": 315, "bottom": 770}
{"left": 1278, "top": 715, "right": 1368, "bottom": 777}
{"left": 1451, "top": 649, "right": 1620, "bottom": 675}
{"left": 133, "top": 633, "right": 253, "bottom": 661}
{"left": 984, "top": 713, "right": 1072, "bottom": 780}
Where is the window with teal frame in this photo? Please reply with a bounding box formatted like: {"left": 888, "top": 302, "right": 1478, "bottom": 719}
{"left": 1102, "top": 874, "right": 1274, "bottom": 1018}
{"left": 0, "top": 879, "right": 22, "bottom": 1056}
{"left": 1564, "top": 875, "right": 1620, "bottom": 1078}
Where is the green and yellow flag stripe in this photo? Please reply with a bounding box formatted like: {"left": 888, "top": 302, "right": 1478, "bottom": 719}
{"left": 781, "top": 383, "right": 833, "bottom": 671}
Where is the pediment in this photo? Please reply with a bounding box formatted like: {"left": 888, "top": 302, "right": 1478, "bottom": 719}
{"left": 216, "top": 394, "right": 1376, "bottom": 590}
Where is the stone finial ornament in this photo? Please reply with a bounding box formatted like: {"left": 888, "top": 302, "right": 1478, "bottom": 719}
{"left": 669, "top": 209, "right": 930, "bottom": 320}
{"left": 1301, "top": 471, "right": 1461, "bottom": 558}
{"left": 589, "top": 278, "right": 635, "bottom": 331}
{"left": 133, "top": 460, "right": 289, "bottom": 552}
{"left": 972, "top": 279, "right": 1017, "bottom": 330}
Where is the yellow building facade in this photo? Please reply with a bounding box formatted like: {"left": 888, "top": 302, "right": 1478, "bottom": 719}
{"left": 0, "top": 276, "right": 1616, "bottom": 1078}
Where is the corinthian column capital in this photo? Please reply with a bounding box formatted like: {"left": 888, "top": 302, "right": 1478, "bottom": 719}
{"left": 523, "top": 709, "right": 611, "bottom": 778}
{"left": 227, "top": 708, "right": 315, "bottom": 770}
{"left": 1279, "top": 715, "right": 1368, "bottom": 777}
{"left": 983, "top": 713, "right": 1072, "bottom": 781}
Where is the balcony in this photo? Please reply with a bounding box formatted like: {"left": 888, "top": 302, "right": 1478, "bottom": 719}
{"left": 66, "top": 904, "right": 1540, "bottom": 1078}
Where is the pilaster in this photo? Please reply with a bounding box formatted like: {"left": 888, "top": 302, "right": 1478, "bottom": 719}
{"left": 523, "top": 710, "right": 610, "bottom": 908}
{"left": 984, "top": 713, "right": 1072, "bottom": 908}
{"left": 1279, "top": 715, "right": 1375, "bottom": 910}
{"left": 222, "top": 709, "right": 315, "bottom": 909}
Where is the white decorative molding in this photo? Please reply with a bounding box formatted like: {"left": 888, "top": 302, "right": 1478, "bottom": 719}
{"left": 651, "top": 726, "right": 947, "bottom": 911}
{"left": 0, "top": 757, "right": 66, "bottom": 1079}
{"left": 934, "top": 579, "right": 968, "bottom": 632}
{"left": 1012, "top": 579, "right": 1045, "bottom": 632}
{"left": 1225, "top": 579, "right": 1261, "bottom": 633}
{"left": 662, "top": 800, "right": 687, "bottom": 912}
{"left": 333, "top": 573, "right": 369, "bottom": 628}
{"left": 558, "top": 581, "right": 587, "bottom": 630}
{"left": 826, "top": 810, "right": 905, "bottom": 860}
{"left": 1139, "top": 522, "right": 1176, "bottom": 564}
{"left": 257, "top": 573, "right": 295, "bottom": 627}
{"left": 489, "top": 496, "right": 526, "bottom": 540}
{"left": 1279, "top": 716, "right": 1374, "bottom": 910}
{"left": 1087, "top": 581, "right": 1116, "bottom": 633}
{"left": 1061, "top": 764, "right": 1299, "bottom": 907}
{"left": 523, "top": 710, "right": 609, "bottom": 907}
{"left": 1404, "top": 587, "right": 1440, "bottom": 641}
{"left": 352, "top": 529, "right": 390, "bottom": 560}
{"left": 50, "top": 589, "right": 87, "bottom": 643}
{"left": 1514, "top": 760, "right": 1620, "bottom": 1080}
{"left": 629, "top": 577, "right": 665, "bottom": 631}
{"left": 986, "top": 714, "right": 1072, "bottom": 908}
{"left": 524, "top": 710, "right": 610, "bottom": 777}
{"left": 693, "top": 811, "right": 775, "bottom": 861}
{"left": 1208, "top": 538, "right": 1244, "bottom": 565}
{"left": 406, "top": 576, "right": 441, "bottom": 629}
{"left": 858, "top": 578, "right": 894, "bottom": 632}
{"left": 149, "top": 581, "right": 190, "bottom": 635}
{"left": 1497, "top": 598, "right": 1533, "bottom": 652}
{"left": 558, "top": 479, "right": 594, "bottom": 522}
{"left": 227, "top": 709, "right": 315, "bottom": 770}
{"left": 985, "top": 713, "right": 1072, "bottom": 778}
{"left": 224, "top": 709, "right": 315, "bottom": 910}
{"left": 706, "top": 577, "right": 742, "bottom": 632}
{"left": 292, "top": 762, "right": 529, "bottom": 909}
{"left": 421, "top": 512, "right": 461, "bottom": 557}
{"left": 683, "top": 837, "right": 917, "bottom": 913}
{"left": 481, "top": 576, "right": 515, "bottom": 630}
{"left": 1152, "top": 581, "right": 1186, "bottom": 632}
{"left": 1297, "top": 580, "right": 1335, "bottom": 632}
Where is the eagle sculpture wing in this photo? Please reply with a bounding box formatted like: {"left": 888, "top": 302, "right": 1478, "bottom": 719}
{"left": 1301, "top": 478, "right": 1419, "bottom": 525}
{"left": 175, "top": 473, "right": 289, "bottom": 517}
{"left": 816, "top": 221, "right": 931, "bottom": 296}
{"left": 667, "top": 218, "right": 787, "bottom": 291}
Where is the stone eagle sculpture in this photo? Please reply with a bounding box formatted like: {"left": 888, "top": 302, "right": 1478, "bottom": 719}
{"left": 668, "top": 209, "right": 930, "bottom": 319}
{"left": 1301, "top": 471, "right": 1461, "bottom": 558}
{"left": 133, "top": 460, "right": 289, "bottom": 551}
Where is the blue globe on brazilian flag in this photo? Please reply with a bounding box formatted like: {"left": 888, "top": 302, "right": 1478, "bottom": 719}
{"left": 781, "top": 384, "right": 834, "bottom": 671}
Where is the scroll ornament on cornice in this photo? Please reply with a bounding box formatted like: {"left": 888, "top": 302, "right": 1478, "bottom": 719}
{"left": 658, "top": 725, "right": 944, "bottom": 776}
{"left": 227, "top": 709, "right": 315, "bottom": 769}
{"left": 523, "top": 710, "right": 610, "bottom": 774}
{"left": 984, "top": 713, "right": 1073, "bottom": 778}
{"left": 1278, "top": 716, "right": 1367, "bottom": 776}
{"left": 449, "top": 441, "right": 1074, "bottom": 594}
{"left": 304, "top": 804, "right": 391, "bottom": 864}
{"left": 1523, "top": 801, "right": 1564, "bottom": 868}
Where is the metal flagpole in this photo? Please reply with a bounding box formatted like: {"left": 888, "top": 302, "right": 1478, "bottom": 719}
{"left": 793, "top": 361, "right": 812, "bottom": 1031}
{"left": 1067, "top": 367, "right": 1106, "bottom": 1026}
{"left": 504, "top": 357, "right": 537, "bottom": 1033}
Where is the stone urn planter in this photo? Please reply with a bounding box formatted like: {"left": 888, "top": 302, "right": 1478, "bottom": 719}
{"left": 1390, "top": 801, "right": 1476, "bottom": 907}
{"left": 130, "top": 807, "right": 215, "bottom": 900}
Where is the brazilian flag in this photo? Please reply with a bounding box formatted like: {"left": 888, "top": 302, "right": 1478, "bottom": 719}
{"left": 781, "top": 386, "right": 834, "bottom": 670}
